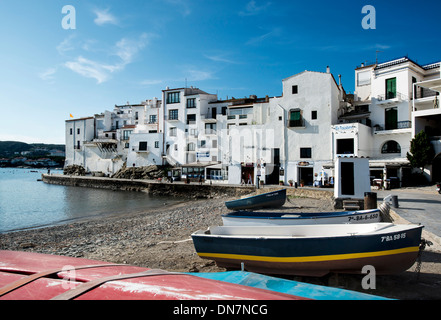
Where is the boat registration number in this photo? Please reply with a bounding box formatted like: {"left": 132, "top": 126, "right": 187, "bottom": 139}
{"left": 381, "top": 233, "right": 406, "bottom": 242}
{"left": 348, "top": 213, "right": 378, "bottom": 222}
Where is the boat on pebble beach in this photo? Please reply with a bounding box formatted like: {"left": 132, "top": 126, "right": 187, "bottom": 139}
{"left": 224, "top": 189, "right": 286, "bottom": 211}
{"left": 221, "top": 208, "right": 382, "bottom": 226}
{"left": 191, "top": 223, "right": 424, "bottom": 277}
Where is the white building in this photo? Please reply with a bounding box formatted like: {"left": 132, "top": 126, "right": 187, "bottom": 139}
{"left": 218, "top": 68, "right": 345, "bottom": 185}
{"left": 335, "top": 56, "right": 441, "bottom": 186}
{"left": 412, "top": 64, "right": 441, "bottom": 182}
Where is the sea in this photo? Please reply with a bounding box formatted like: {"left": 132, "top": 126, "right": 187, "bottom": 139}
{"left": 0, "top": 168, "right": 184, "bottom": 234}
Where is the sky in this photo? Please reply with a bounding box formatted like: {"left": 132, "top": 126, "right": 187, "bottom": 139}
{"left": 0, "top": 0, "right": 440, "bottom": 144}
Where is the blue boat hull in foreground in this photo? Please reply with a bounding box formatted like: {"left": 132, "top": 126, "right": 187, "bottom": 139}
{"left": 190, "top": 271, "right": 391, "bottom": 300}
{"left": 225, "top": 189, "right": 286, "bottom": 211}
{"left": 192, "top": 223, "right": 423, "bottom": 277}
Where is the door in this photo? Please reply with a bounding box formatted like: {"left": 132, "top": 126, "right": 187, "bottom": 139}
{"left": 385, "top": 108, "right": 398, "bottom": 130}
{"left": 341, "top": 162, "right": 354, "bottom": 196}
{"left": 265, "top": 148, "right": 280, "bottom": 184}
{"left": 299, "top": 167, "right": 313, "bottom": 186}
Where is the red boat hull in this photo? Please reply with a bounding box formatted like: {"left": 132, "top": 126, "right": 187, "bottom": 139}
{"left": 0, "top": 250, "right": 306, "bottom": 300}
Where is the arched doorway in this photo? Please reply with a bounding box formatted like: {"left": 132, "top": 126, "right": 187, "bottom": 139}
{"left": 432, "top": 153, "right": 441, "bottom": 183}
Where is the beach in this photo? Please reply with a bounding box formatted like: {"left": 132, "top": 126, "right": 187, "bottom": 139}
{"left": 1, "top": 195, "right": 441, "bottom": 300}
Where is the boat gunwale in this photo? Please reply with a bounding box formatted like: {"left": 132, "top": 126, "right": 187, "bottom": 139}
{"left": 222, "top": 208, "right": 381, "bottom": 220}
{"left": 191, "top": 223, "right": 423, "bottom": 240}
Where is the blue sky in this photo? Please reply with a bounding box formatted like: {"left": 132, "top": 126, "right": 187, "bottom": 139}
{"left": 0, "top": 0, "right": 440, "bottom": 144}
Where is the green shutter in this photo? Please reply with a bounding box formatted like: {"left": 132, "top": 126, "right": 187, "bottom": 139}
{"left": 386, "top": 78, "right": 396, "bottom": 99}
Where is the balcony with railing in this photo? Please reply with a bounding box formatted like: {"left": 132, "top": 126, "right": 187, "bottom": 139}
{"left": 376, "top": 92, "right": 408, "bottom": 106}
{"left": 373, "top": 120, "right": 412, "bottom": 133}
{"left": 413, "top": 87, "right": 440, "bottom": 112}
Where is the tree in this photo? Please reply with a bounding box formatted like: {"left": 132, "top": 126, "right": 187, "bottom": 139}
{"left": 406, "top": 130, "right": 435, "bottom": 173}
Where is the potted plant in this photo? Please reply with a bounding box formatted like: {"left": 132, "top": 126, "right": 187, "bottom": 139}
{"left": 300, "top": 179, "right": 305, "bottom": 187}
{"left": 279, "top": 180, "right": 284, "bottom": 185}
{"left": 288, "top": 179, "right": 293, "bottom": 187}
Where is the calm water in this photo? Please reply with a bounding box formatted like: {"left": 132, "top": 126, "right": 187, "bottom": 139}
{"left": 0, "top": 168, "right": 183, "bottom": 233}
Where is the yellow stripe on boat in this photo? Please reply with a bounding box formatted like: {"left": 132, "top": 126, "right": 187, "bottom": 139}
{"left": 197, "top": 246, "right": 420, "bottom": 263}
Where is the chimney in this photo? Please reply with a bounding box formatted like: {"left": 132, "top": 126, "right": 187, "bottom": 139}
{"left": 338, "top": 74, "right": 342, "bottom": 86}
{"left": 326, "top": 66, "right": 330, "bottom": 74}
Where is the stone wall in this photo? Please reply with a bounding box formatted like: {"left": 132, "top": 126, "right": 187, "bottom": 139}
{"left": 41, "top": 174, "right": 256, "bottom": 199}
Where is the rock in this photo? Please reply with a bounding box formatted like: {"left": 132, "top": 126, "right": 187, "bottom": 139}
{"left": 63, "top": 165, "right": 86, "bottom": 176}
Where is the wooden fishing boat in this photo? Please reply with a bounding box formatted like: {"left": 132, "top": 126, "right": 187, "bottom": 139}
{"left": 225, "top": 189, "right": 286, "bottom": 211}
{"left": 0, "top": 250, "right": 306, "bottom": 300}
{"left": 192, "top": 223, "right": 424, "bottom": 277}
{"left": 222, "top": 208, "right": 382, "bottom": 226}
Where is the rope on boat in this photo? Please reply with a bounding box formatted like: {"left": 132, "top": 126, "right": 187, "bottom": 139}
{"left": 378, "top": 202, "right": 392, "bottom": 222}
{"left": 157, "top": 238, "right": 193, "bottom": 245}
{"left": 415, "top": 238, "right": 432, "bottom": 281}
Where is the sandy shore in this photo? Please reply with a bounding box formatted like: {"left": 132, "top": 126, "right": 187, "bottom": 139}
{"left": 1, "top": 195, "right": 441, "bottom": 300}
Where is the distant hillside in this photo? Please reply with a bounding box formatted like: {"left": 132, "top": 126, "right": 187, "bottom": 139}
{"left": 0, "top": 141, "right": 65, "bottom": 157}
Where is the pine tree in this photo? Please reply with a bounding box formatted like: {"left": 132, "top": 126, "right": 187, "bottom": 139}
{"left": 406, "top": 130, "right": 435, "bottom": 173}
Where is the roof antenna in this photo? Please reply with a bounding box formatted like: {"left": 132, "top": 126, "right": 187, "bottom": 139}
{"left": 376, "top": 50, "right": 383, "bottom": 64}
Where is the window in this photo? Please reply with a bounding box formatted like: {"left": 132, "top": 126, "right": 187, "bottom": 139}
{"left": 115, "top": 121, "right": 119, "bottom": 129}
{"left": 139, "top": 141, "right": 148, "bottom": 151}
{"left": 77, "top": 128, "right": 80, "bottom": 134}
{"left": 200, "top": 140, "right": 206, "bottom": 148}
{"left": 292, "top": 85, "right": 298, "bottom": 94}
{"left": 212, "top": 140, "right": 217, "bottom": 148}
{"left": 170, "top": 127, "right": 177, "bottom": 136}
{"left": 357, "top": 71, "right": 371, "bottom": 86}
{"left": 135, "top": 112, "right": 138, "bottom": 120}
{"left": 205, "top": 123, "right": 216, "bottom": 134}
{"left": 337, "top": 139, "right": 354, "bottom": 154}
{"left": 382, "top": 141, "right": 401, "bottom": 154}
{"left": 311, "top": 110, "right": 317, "bottom": 120}
{"left": 186, "top": 98, "right": 196, "bottom": 108}
{"left": 149, "top": 115, "right": 157, "bottom": 124}
{"left": 70, "top": 128, "right": 73, "bottom": 135}
{"left": 155, "top": 141, "right": 159, "bottom": 148}
{"left": 300, "top": 147, "right": 312, "bottom": 158}
{"left": 167, "top": 92, "right": 180, "bottom": 104}
{"left": 187, "top": 142, "right": 196, "bottom": 151}
{"left": 125, "top": 142, "right": 129, "bottom": 148}
{"left": 169, "top": 109, "right": 178, "bottom": 120}
{"left": 385, "top": 77, "right": 397, "bottom": 99}
{"left": 123, "top": 130, "right": 132, "bottom": 140}
{"left": 288, "top": 109, "right": 304, "bottom": 127}
{"left": 187, "top": 114, "right": 196, "bottom": 124}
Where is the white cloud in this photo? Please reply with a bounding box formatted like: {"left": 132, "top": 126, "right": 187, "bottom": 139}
{"left": 185, "top": 68, "right": 216, "bottom": 81}
{"left": 64, "top": 34, "right": 150, "bottom": 84}
{"left": 39, "top": 67, "right": 57, "bottom": 81}
{"left": 239, "top": 1, "right": 271, "bottom": 16}
{"left": 57, "top": 35, "right": 76, "bottom": 55}
{"left": 65, "top": 56, "right": 111, "bottom": 84}
{"left": 93, "top": 8, "right": 118, "bottom": 26}
{"left": 204, "top": 53, "right": 239, "bottom": 64}
{"left": 245, "top": 27, "right": 281, "bottom": 46}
